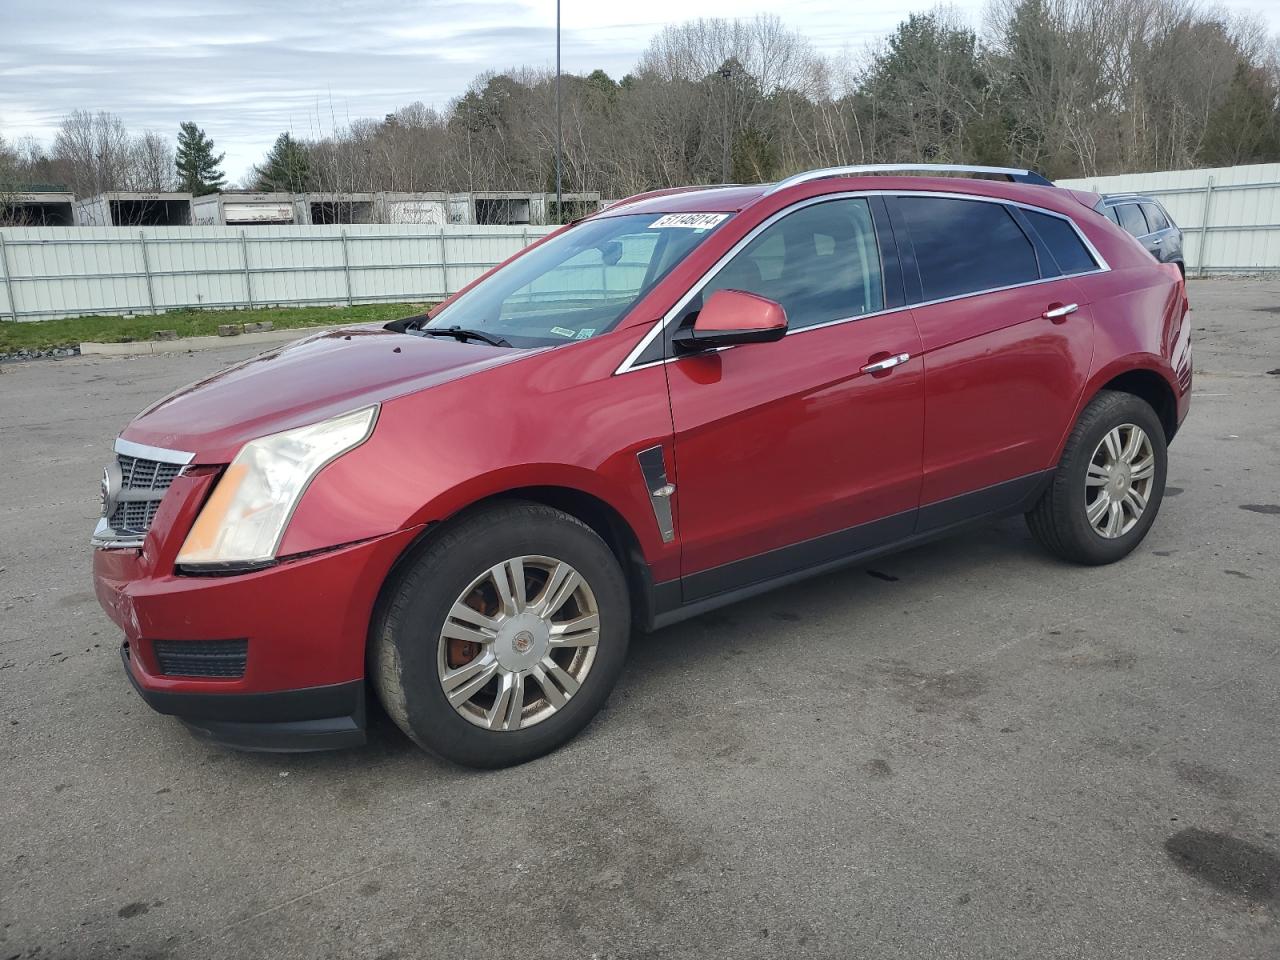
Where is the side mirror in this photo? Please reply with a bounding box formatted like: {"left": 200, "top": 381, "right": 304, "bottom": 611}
{"left": 672, "top": 289, "right": 788, "bottom": 352}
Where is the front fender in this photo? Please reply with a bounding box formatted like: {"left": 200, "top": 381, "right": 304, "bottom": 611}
{"left": 276, "top": 349, "right": 678, "bottom": 579}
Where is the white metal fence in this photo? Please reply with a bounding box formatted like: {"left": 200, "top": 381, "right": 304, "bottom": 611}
{"left": 1057, "top": 162, "right": 1280, "bottom": 275}
{"left": 6, "top": 166, "right": 1277, "bottom": 322}
{"left": 0, "top": 224, "right": 555, "bottom": 322}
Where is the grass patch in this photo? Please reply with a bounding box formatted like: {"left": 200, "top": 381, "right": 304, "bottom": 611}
{"left": 0, "top": 302, "right": 430, "bottom": 353}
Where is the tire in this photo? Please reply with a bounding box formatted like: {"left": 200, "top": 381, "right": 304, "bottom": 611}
{"left": 1026, "top": 389, "right": 1168, "bottom": 565}
{"left": 370, "top": 500, "right": 630, "bottom": 768}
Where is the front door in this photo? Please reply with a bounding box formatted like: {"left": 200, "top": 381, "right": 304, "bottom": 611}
{"left": 663, "top": 197, "right": 925, "bottom": 601}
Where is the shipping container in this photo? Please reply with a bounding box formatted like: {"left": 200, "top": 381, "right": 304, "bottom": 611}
{"left": 1, "top": 190, "right": 76, "bottom": 226}
{"left": 191, "top": 192, "right": 300, "bottom": 226}
{"left": 74, "top": 192, "right": 193, "bottom": 226}
{"left": 377, "top": 192, "right": 449, "bottom": 225}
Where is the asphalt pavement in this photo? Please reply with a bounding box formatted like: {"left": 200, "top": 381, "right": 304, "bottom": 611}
{"left": 1, "top": 278, "right": 1278, "bottom": 959}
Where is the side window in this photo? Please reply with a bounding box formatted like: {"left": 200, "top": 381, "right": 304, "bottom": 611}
{"left": 1141, "top": 203, "right": 1170, "bottom": 232}
{"left": 1103, "top": 205, "right": 1121, "bottom": 226}
{"left": 898, "top": 197, "right": 1039, "bottom": 301}
{"left": 1022, "top": 209, "right": 1099, "bottom": 276}
{"left": 1117, "top": 203, "right": 1150, "bottom": 238}
{"left": 699, "top": 198, "right": 884, "bottom": 330}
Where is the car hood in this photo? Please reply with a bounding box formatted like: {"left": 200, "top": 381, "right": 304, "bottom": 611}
{"left": 120, "top": 326, "right": 530, "bottom": 461}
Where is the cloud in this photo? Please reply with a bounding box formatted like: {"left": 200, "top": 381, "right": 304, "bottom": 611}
{"left": 4, "top": 0, "right": 1273, "bottom": 182}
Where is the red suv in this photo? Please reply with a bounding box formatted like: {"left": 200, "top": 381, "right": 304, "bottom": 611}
{"left": 93, "top": 165, "right": 1192, "bottom": 767}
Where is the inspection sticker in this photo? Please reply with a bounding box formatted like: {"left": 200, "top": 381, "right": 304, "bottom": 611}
{"left": 550, "top": 326, "right": 576, "bottom": 338}
{"left": 649, "top": 213, "right": 728, "bottom": 231}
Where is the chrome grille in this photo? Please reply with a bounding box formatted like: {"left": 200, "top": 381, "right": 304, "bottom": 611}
{"left": 119, "top": 455, "right": 182, "bottom": 492}
{"left": 93, "top": 439, "right": 194, "bottom": 548}
{"left": 107, "top": 495, "right": 164, "bottom": 535}
{"left": 108, "top": 454, "right": 182, "bottom": 534}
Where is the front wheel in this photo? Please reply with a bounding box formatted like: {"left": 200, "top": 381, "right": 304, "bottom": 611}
{"left": 1026, "top": 390, "right": 1168, "bottom": 565}
{"left": 371, "top": 501, "right": 630, "bottom": 767}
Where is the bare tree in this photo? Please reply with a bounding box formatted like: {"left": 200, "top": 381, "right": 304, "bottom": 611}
{"left": 128, "top": 130, "right": 176, "bottom": 191}
{"left": 16, "top": 6, "right": 1280, "bottom": 205}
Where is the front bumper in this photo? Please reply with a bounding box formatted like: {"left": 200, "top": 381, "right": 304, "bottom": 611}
{"left": 121, "top": 645, "right": 366, "bottom": 751}
{"left": 96, "top": 524, "right": 423, "bottom": 751}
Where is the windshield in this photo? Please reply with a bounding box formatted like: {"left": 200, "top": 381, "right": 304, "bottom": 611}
{"left": 423, "top": 212, "right": 729, "bottom": 347}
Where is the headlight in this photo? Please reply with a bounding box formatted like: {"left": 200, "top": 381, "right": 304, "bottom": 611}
{"left": 177, "top": 405, "right": 378, "bottom": 569}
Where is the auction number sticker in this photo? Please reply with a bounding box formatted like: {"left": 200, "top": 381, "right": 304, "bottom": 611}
{"left": 649, "top": 213, "right": 728, "bottom": 231}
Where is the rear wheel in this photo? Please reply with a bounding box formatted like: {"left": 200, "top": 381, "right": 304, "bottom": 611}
{"left": 371, "top": 501, "right": 630, "bottom": 767}
{"left": 1026, "top": 390, "right": 1167, "bottom": 565}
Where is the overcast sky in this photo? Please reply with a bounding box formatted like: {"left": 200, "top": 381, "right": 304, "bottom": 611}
{"left": 2, "top": 0, "right": 1277, "bottom": 183}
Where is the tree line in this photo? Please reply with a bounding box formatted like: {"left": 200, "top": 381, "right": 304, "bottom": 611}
{"left": 4, "top": 0, "right": 1278, "bottom": 212}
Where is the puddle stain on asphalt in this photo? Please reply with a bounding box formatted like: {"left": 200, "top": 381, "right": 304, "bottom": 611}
{"left": 1172, "top": 760, "right": 1243, "bottom": 801}
{"left": 1052, "top": 640, "right": 1138, "bottom": 671}
{"left": 1164, "top": 828, "right": 1280, "bottom": 904}
{"left": 880, "top": 661, "right": 987, "bottom": 714}
{"left": 865, "top": 758, "right": 893, "bottom": 779}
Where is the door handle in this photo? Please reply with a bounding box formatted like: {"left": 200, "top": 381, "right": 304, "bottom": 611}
{"left": 861, "top": 353, "right": 910, "bottom": 374}
{"left": 1151, "top": 237, "right": 1163, "bottom": 245}
{"left": 1043, "top": 303, "right": 1078, "bottom": 321}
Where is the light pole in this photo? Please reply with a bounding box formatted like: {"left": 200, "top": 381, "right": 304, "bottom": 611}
{"left": 718, "top": 65, "right": 732, "bottom": 184}
{"left": 555, "top": 0, "right": 563, "bottom": 222}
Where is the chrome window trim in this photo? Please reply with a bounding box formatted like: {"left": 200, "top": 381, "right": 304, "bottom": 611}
{"left": 114, "top": 436, "right": 195, "bottom": 465}
{"left": 614, "top": 189, "right": 1110, "bottom": 375}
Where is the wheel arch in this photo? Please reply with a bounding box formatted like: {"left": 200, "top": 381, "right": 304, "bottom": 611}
{"left": 370, "top": 483, "right": 659, "bottom": 654}
{"left": 1095, "top": 367, "right": 1179, "bottom": 443}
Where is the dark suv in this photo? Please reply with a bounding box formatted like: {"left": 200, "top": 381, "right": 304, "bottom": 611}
{"left": 1097, "top": 194, "right": 1184, "bottom": 275}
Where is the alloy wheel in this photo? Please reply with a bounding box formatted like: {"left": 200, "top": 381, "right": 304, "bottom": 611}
{"left": 1084, "top": 423, "right": 1156, "bottom": 539}
{"left": 436, "top": 556, "right": 600, "bottom": 731}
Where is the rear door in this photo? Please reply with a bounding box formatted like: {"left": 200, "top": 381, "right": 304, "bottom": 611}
{"left": 1115, "top": 202, "right": 1166, "bottom": 261}
{"left": 663, "top": 196, "right": 925, "bottom": 599}
{"left": 1139, "top": 201, "right": 1183, "bottom": 269}
{"left": 888, "top": 194, "right": 1099, "bottom": 527}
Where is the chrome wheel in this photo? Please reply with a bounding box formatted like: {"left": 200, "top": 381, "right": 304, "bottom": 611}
{"left": 437, "top": 556, "right": 600, "bottom": 731}
{"left": 1084, "top": 423, "right": 1156, "bottom": 539}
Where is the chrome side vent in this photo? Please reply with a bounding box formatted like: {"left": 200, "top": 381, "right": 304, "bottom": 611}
{"left": 636, "top": 446, "right": 676, "bottom": 543}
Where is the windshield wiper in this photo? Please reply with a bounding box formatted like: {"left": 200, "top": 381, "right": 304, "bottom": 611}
{"left": 416, "top": 325, "right": 512, "bottom": 348}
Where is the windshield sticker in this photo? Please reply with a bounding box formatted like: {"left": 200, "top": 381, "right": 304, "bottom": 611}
{"left": 649, "top": 213, "right": 728, "bottom": 231}
{"left": 575, "top": 328, "right": 595, "bottom": 339}
{"left": 550, "top": 326, "right": 576, "bottom": 338}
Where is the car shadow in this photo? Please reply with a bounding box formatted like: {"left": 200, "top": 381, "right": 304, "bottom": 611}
{"left": 221, "top": 515, "right": 1053, "bottom": 776}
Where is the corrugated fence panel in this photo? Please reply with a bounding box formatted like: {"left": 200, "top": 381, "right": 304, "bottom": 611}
{"left": 1058, "top": 163, "right": 1280, "bottom": 274}
{"left": 0, "top": 224, "right": 554, "bottom": 321}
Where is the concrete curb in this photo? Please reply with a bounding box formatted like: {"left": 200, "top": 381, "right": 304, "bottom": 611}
{"left": 80, "top": 324, "right": 344, "bottom": 357}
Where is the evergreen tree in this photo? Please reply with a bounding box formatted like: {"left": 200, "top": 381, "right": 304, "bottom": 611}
{"left": 1200, "top": 62, "right": 1280, "bottom": 166}
{"left": 174, "top": 122, "right": 226, "bottom": 196}
{"left": 253, "top": 132, "right": 311, "bottom": 192}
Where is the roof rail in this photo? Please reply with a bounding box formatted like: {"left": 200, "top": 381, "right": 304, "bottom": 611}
{"left": 768, "top": 164, "right": 1053, "bottom": 194}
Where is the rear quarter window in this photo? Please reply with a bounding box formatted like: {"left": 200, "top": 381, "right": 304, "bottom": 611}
{"left": 1141, "top": 203, "right": 1171, "bottom": 232}
{"left": 898, "top": 196, "right": 1039, "bottom": 301}
{"left": 1022, "top": 210, "right": 1098, "bottom": 276}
